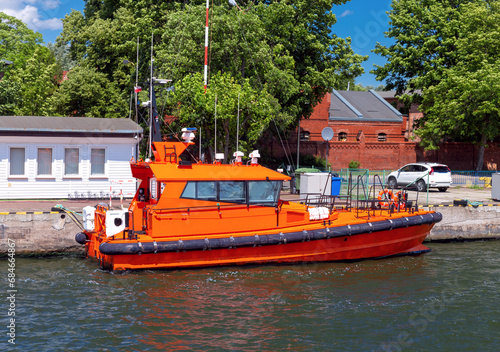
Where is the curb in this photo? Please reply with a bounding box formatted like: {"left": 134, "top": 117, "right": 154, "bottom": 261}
{"left": 0, "top": 211, "right": 60, "bottom": 215}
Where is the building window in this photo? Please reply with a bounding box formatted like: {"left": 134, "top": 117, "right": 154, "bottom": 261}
{"left": 65, "top": 148, "right": 80, "bottom": 175}
{"left": 37, "top": 148, "right": 52, "bottom": 175}
{"left": 300, "top": 131, "right": 310, "bottom": 141}
{"left": 378, "top": 133, "right": 387, "bottom": 142}
{"left": 91, "top": 148, "right": 106, "bottom": 175}
{"left": 338, "top": 132, "right": 347, "bottom": 142}
{"left": 10, "top": 148, "right": 25, "bottom": 176}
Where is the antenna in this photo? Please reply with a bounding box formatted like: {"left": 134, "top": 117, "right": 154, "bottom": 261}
{"left": 199, "top": 126, "right": 202, "bottom": 161}
{"left": 148, "top": 33, "right": 153, "bottom": 159}
{"left": 204, "top": 0, "right": 209, "bottom": 92}
{"left": 236, "top": 91, "right": 240, "bottom": 152}
{"left": 135, "top": 36, "right": 139, "bottom": 123}
{"left": 214, "top": 94, "right": 218, "bottom": 156}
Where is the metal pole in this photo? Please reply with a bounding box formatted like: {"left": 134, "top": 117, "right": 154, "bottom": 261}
{"left": 148, "top": 33, "right": 153, "bottom": 159}
{"left": 296, "top": 118, "right": 300, "bottom": 170}
{"left": 199, "top": 127, "right": 202, "bottom": 161}
{"left": 214, "top": 94, "right": 218, "bottom": 155}
{"left": 134, "top": 36, "right": 139, "bottom": 123}
{"left": 236, "top": 91, "right": 240, "bottom": 152}
{"left": 204, "top": 0, "right": 209, "bottom": 93}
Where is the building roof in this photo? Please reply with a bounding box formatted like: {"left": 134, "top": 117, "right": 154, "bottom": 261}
{"left": 0, "top": 116, "right": 142, "bottom": 137}
{"left": 329, "top": 90, "right": 402, "bottom": 122}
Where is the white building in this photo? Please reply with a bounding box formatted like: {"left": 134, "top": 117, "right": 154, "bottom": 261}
{"left": 0, "top": 116, "right": 143, "bottom": 199}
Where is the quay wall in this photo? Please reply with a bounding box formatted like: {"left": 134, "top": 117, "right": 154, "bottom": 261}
{"left": 1, "top": 206, "right": 499, "bottom": 255}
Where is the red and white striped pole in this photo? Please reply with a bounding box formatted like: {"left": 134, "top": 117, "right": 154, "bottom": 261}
{"left": 204, "top": 0, "right": 209, "bottom": 93}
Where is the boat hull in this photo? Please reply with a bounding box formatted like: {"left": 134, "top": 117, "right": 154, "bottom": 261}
{"left": 87, "top": 213, "right": 440, "bottom": 271}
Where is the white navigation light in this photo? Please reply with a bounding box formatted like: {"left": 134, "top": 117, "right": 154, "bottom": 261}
{"left": 249, "top": 150, "right": 260, "bottom": 164}
{"left": 233, "top": 151, "right": 244, "bottom": 163}
{"left": 181, "top": 127, "right": 196, "bottom": 142}
{"left": 215, "top": 153, "right": 224, "bottom": 161}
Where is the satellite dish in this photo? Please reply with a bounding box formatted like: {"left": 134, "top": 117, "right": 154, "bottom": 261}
{"left": 321, "top": 127, "right": 334, "bottom": 141}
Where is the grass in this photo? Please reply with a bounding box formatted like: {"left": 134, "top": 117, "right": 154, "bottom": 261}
{"left": 466, "top": 184, "right": 485, "bottom": 190}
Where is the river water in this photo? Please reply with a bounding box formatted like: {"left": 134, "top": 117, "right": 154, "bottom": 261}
{"left": 2, "top": 241, "right": 500, "bottom": 351}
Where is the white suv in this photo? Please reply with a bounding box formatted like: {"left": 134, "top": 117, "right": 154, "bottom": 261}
{"left": 386, "top": 162, "right": 452, "bottom": 192}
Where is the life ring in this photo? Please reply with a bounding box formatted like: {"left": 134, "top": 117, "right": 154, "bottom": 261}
{"left": 378, "top": 189, "right": 394, "bottom": 207}
{"left": 393, "top": 191, "right": 408, "bottom": 207}
{"left": 393, "top": 191, "right": 407, "bottom": 202}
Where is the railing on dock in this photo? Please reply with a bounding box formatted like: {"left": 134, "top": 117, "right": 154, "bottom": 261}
{"left": 451, "top": 171, "right": 495, "bottom": 186}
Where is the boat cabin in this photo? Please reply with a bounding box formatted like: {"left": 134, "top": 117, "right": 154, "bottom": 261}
{"left": 118, "top": 140, "right": 292, "bottom": 239}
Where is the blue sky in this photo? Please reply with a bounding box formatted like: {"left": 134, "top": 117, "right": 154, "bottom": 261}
{"left": 1, "top": 0, "right": 393, "bottom": 87}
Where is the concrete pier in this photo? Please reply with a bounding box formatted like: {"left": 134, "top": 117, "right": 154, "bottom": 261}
{"left": 0, "top": 187, "right": 499, "bottom": 255}
{"left": 425, "top": 205, "right": 500, "bottom": 241}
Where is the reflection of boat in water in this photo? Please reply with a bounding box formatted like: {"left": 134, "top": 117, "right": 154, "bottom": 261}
{"left": 75, "top": 128, "right": 441, "bottom": 271}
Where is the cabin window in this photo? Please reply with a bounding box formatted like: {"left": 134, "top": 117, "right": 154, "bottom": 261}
{"left": 37, "top": 148, "right": 52, "bottom": 175}
{"left": 65, "top": 148, "right": 80, "bottom": 175}
{"left": 181, "top": 182, "right": 196, "bottom": 198}
{"left": 91, "top": 148, "right": 106, "bottom": 175}
{"left": 181, "top": 180, "right": 281, "bottom": 205}
{"left": 248, "top": 181, "right": 280, "bottom": 205}
{"left": 181, "top": 181, "right": 217, "bottom": 201}
{"left": 9, "top": 147, "right": 25, "bottom": 176}
{"left": 219, "top": 181, "right": 246, "bottom": 203}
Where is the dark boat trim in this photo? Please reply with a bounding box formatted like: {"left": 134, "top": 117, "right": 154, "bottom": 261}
{"left": 99, "top": 212, "right": 442, "bottom": 255}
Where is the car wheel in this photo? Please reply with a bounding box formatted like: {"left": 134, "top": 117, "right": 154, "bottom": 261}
{"left": 416, "top": 179, "right": 427, "bottom": 192}
{"left": 387, "top": 177, "right": 397, "bottom": 189}
{"left": 438, "top": 187, "right": 448, "bottom": 192}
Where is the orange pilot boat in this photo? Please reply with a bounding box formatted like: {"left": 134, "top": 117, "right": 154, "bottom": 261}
{"left": 75, "top": 130, "right": 441, "bottom": 271}
{"left": 74, "top": 56, "right": 441, "bottom": 270}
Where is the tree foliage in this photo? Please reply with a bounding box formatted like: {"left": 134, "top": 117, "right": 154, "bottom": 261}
{"left": 55, "top": 0, "right": 364, "bottom": 155}
{"left": 373, "top": 0, "right": 500, "bottom": 170}
{"left": 51, "top": 65, "right": 127, "bottom": 118}
{"left": 0, "top": 12, "right": 59, "bottom": 116}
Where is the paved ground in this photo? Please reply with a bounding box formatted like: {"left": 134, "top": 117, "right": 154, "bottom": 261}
{"left": 0, "top": 186, "right": 497, "bottom": 212}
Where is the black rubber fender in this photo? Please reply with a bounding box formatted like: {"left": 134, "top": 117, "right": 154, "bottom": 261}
{"left": 75, "top": 232, "right": 88, "bottom": 245}
{"left": 98, "top": 212, "right": 443, "bottom": 255}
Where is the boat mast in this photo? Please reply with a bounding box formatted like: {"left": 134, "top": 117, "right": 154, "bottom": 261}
{"left": 204, "top": 0, "right": 209, "bottom": 93}
{"left": 148, "top": 34, "right": 163, "bottom": 159}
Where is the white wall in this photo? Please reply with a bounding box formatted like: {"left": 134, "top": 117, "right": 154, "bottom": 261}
{"left": 0, "top": 135, "right": 139, "bottom": 199}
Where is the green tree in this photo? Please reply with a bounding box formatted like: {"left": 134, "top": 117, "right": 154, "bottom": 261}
{"left": 372, "top": 0, "right": 499, "bottom": 170}
{"left": 47, "top": 42, "right": 76, "bottom": 71}
{"left": 170, "top": 71, "right": 280, "bottom": 162}
{"left": 51, "top": 65, "right": 127, "bottom": 118}
{"left": 0, "top": 79, "right": 21, "bottom": 115}
{"left": 0, "top": 12, "right": 44, "bottom": 71}
{"left": 1, "top": 12, "right": 59, "bottom": 116}
{"left": 14, "top": 46, "right": 59, "bottom": 116}
{"left": 57, "top": 1, "right": 365, "bottom": 155}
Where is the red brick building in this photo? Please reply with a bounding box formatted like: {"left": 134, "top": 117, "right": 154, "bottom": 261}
{"left": 293, "top": 90, "right": 417, "bottom": 170}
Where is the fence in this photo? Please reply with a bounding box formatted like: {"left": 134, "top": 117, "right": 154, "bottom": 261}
{"left": 450, "top": 171, "right": 496, "bottom": 186}
{"left": 336, "top": 169, "right": 496, "bottom": 188}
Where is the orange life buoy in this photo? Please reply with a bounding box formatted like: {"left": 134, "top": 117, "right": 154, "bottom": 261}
{"left": 393, "top": 191, "right": 408, "bottom": 207}
{"left": 378, "top": 189, "right": 394, "bottom": 207}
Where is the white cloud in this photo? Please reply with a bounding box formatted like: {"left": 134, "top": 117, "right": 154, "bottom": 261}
{"left": 340, "top": 10, "right": 354, "bottom": 18}
{"left": 0, "top": 2, "right": 62, "bottom": 31}
{"left": 42, "top": 0, "right": 61, "bottom": 10}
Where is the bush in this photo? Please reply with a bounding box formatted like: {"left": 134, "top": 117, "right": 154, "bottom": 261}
{"left": 348, "top": 160, "right": 361, "bottom": 169}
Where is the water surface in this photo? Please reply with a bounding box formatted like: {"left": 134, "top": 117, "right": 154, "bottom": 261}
{"left": 2, "top": 241, "right": 499, "bottom": 351}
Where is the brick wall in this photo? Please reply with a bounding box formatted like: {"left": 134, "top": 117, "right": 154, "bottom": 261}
{"left": 271, "top": 140, "right": 417, "bottom": 171}
{"left": 417, "top": 143, "right": 500, "bottom": 171}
